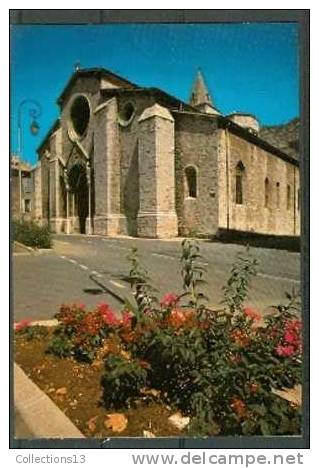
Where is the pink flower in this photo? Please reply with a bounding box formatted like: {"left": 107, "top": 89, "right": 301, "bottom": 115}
{"left": 15, "top": 318, "right": 32, "bottom": 332}
{"left": 160, "top": 293, "right": 179, "bottom": 308}
{"left": 275, "top": 344, "right": 295, "bottom": 357}
{"left": 284, "top": 331, "right": 297, "bottom": 344}
{"left": 243, "top": 307, "right": 261, "bottom": 322}
{"left": 97, "top": 303, "right": 120, "bottom": 327}
{"left": 120, "top": 310, "right": 132, "bottom": 327}
{"left": 285, "top": 319, "right": 302, "bottom": 335}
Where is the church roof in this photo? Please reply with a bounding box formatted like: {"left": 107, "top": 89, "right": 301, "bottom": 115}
{"left": 57, "top": 67, "right": 138, "bottom": 105}
{"left": 100, "top": 87, "right": 197, "bottom": 113}
{"left": 189, "top": 70, "right": 214, "bottom": 107}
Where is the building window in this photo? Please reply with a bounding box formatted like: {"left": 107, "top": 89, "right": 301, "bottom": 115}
{"left": 70, "top": 95, "right": 90, "bottom": 137}
{"left": 276, "top": 182, "right": 280, "bottom": 208}
{"left": 24, "top": 199, "right": 31, "bottom": 213}
{"left": 287, "top": 184, "right": 291, "bottom": 210}
{"left": 118, "top": 102, "right": 136, "bottom": 126}
{"left": 185, "top": 166, "right": 197, "bottom": 198}
{"left": 264, "top": 178, "right": 270, "bottom": 208}
{"left": 235, "top": 161, "right": 245, "bottom": 205}
{"left": 22, "top": 176, "right": 32, "bottom": 193}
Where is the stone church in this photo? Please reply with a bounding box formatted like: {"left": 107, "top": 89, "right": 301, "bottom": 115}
{"left": 35, "top": 67, "right": 300, "bottom": 238}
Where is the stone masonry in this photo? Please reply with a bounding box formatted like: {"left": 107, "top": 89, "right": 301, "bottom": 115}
{"left": 35, "top": 67, "right": 300, "bottom": 239}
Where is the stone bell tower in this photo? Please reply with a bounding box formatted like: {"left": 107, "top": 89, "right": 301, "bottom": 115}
{"left": 189, "top": 69, "right": 220, "bottom": 115}
{"left": 137, "top": 103, "right": 178, "bottom": 238}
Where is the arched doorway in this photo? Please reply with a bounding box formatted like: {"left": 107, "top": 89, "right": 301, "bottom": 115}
{"left": 68, "top": 163, "right": 88, "bottom": 234}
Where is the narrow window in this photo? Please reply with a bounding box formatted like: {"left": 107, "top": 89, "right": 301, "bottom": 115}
{"left": 264, "top": 178, "right": 270, "bottom": 208}
{"left": 287, "top": 184, "right": 291, "bottom": 210}
{"left": 235, "top": 161, "right": 245, "bottom": 205}
{"left": 185, "top": 166, "right": 197, "bottom": 198}
{"left": 276, "top": 182, "right": 280, "bottom": 208}
{"left": 24, "top": 199, "right": 31, "bottom": 213}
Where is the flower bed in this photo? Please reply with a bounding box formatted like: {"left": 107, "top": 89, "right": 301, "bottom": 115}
{"left": 14, "top": 241, "right": 302, "bottom": 437}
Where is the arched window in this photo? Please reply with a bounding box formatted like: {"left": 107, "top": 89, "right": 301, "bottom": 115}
{"left": 264, "top": 178, "right": 270, "bottom": 208}
{"left": 287, "top": 184, "right": 291, "bottom": 210}
{"left": 185, "top": 166, "right": 197, "bottom": 198}
{"left": 276, "top": 182, "right": 280, "bottom": 208}
{"left": 235, "top": 161, "right": 245, "bottom": 205}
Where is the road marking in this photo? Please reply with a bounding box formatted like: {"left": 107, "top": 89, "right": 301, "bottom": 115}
{"left": 91, "top": 270, "right": 102, "bottom": 277}
{"left": 152, "top": 252, "right": 209, "bottom": 267}
{"left": 60, "top": 255, "right": 66, "bottom": 259}
{"left": 69, "top": 259, "right": 77, "bottom": 264}
{"left": 152, "top": 253, "right": 172, "bottom": 259}
{"left": 109, "top": 280, "right": 126, "bottom": 289}
{"left": 258, "top": 272, "right": 300, "bottom": 284}
{"left": 79, "top": 264, "right": 88, "bottom": 270}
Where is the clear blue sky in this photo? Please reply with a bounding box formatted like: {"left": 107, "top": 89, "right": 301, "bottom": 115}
{"left": 10, "top": 23, "right": 299, "bottom": 165}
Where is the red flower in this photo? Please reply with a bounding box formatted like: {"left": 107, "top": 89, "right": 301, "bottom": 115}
{"left": 139, "top": 360, "right": 151, "bottom": 370}
{"left": 120, "top": 310, "right": 133, "bottom": 327}
{"left": 15, "top": 318, "right": 32, "bottom": 332}
{"left": 160, "top": 293, "right": 179, "bottom": 308}
{"left": 275, "top": 344, "right": 295, "bottom": 357}
{"left": 230, "top": 397, "right": 247, "bottom": 418}
{"left": 243, "top": 307, "right": 261, "bottom": 322}
{"left": 230, "top": 329, "right": 251, "bottom": 347}
{"left": 284, "top": 331, "right": 297, "bottom": 344}
{"left": 98, "top": 303, "right": 120, "bottom": 327}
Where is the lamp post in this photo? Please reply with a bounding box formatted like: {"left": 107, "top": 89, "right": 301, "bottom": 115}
{"left": 17, "top": 99, "right": 41, "bottom": 216}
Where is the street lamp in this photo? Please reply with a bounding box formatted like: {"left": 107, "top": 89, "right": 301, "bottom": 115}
{"left": 17, "top": 99, "right": 41, "bottom": 155}
{"left": 16, "top": 99, "right": 42, "bottom": 216}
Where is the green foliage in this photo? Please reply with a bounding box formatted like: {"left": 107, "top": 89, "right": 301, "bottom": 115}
{"left": 13, "top": 220, "right": 52, "bottom": 249}
{"left": 46, "top": 332, "right": 73, "bottom": 358}
{"left": 16, "top": 324, "right": 48, "bottom": 341}
{"left": 180, "top": 239, "right": 208, "bottom": 311}
{"left": 101, "top": 354, "right": 148, "bottom": 408}
{"left": 126, "top": 248, "right": 158, "bottom": 321}
{"left": 114, "top": 242, "right": 302, "bottom": 436}
{"left": 48, "top": 240, "right": 303, "bottom": 436}
{"left": 222, "top": 247, "right": 258, "bottom": 314}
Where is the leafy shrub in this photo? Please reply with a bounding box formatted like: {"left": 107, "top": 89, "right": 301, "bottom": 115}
{"left": 101, "top": 354, "right": 148, "bottom": 408}
{"left": 15, "top": 320, "right": 48, "bottom": 341}
{"left": 13, "top": 220, "right": 52, "bottom": 248}
{"left": 46, "top": 303, "right": 128, "bottom": 362}
{"left": 111, "top": 244, "right": 302, "bottom": 436}
{"left": 44, "top": 241, "right": 302, "bottom": 436}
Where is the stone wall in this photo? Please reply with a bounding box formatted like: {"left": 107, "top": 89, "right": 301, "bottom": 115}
{"left": 137, "top": 104, "right": 178, "bottom": 238}
{"left": 93, "top": 97, "right": 124, "bottom": 236}
{"left": 11, "top": 169, "right": 20, "bottom": 219}
{"left": 218, "top": 130, "right": 300, "bottom": 236}
{"left": 174, "top": 113, "right": 220, "bottom": 237}
{"left": 117, "top": 94, "right": 155, "bottom": 236}
{"left": 31, "top": 163, "right": 42, "bottom": 223}
{"left": 60, "top": 77, "right": 100, "bottom": 168}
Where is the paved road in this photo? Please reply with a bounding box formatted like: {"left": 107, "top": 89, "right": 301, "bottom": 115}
{"left": 13, "top": 234, "right": 301, "bottom": 321}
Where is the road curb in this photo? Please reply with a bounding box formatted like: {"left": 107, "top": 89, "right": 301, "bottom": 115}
{"left": 14, "top": 363, "right": 85, "bottom": 439}
{"left": 14, "top": 241, "right": 35, "bottom": 253}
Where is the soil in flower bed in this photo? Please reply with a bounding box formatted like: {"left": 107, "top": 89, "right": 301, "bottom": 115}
{"left": 14, "top": 329, "right": 185, "bottom": 438}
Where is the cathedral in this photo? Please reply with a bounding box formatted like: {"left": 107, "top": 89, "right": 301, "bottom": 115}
{"left": 34, "top": 67, "right": 300, "bottom": 238}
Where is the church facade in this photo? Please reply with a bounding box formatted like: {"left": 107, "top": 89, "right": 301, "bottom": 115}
{"left": 35, "top": 67, "right": 300, "bottom": 238}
